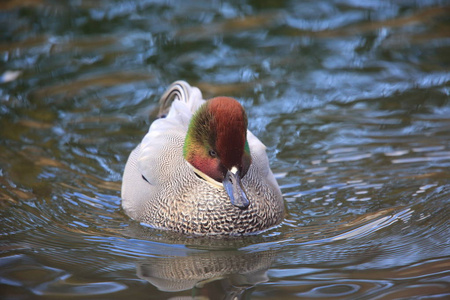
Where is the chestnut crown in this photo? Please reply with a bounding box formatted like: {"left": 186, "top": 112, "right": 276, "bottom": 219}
{"left": 183, "top": 97, "right": 251, "bottom": 184}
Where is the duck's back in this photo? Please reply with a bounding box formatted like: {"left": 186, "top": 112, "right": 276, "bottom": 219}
{"left": 121, "top": 81, "right": 284, "bottom": 235}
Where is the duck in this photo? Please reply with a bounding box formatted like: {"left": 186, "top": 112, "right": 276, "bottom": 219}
{"left": 121, "top": 81, "right": 284, "bottom": 236}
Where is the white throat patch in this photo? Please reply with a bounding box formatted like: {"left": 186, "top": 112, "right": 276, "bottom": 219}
{"left": 186, "top": 161, "right": 223, "bottom": 189}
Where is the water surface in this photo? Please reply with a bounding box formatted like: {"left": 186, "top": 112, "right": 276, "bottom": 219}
{"left": 1, "top": 0, "right": 449, "bottom": 299}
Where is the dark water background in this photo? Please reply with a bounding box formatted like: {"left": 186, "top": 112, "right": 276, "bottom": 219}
{"left": 1, "top": 0, "right": 449, "bottom": 299}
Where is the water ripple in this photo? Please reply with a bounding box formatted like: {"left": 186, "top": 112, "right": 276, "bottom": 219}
{"left": 1, "top": 0, "right": 449, "bottom": 299}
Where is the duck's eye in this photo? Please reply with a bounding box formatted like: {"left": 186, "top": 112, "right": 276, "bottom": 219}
{"left": 209, "top": 149, "right": 217, "bottom": 158}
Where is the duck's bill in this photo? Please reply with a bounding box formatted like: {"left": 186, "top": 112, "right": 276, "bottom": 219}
{"left": 223, "top": 169, "right": 250, "bottom": 209}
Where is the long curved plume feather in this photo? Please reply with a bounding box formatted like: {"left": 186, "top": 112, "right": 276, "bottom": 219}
{"left": 158, "top": 81, "right": 191, "bottom": 118}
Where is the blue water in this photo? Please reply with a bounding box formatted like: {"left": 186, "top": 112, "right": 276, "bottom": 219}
{"left": 1, "top": 1, "right": 449, "bottom": 299}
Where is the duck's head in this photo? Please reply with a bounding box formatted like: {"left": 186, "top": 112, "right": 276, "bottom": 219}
{"left": 183, "top": 97, "right": 252, "bottom": 209}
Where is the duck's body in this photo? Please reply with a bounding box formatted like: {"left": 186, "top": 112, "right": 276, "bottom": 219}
{"left": 121, "top": 81, "right": 284, "bottom": 236}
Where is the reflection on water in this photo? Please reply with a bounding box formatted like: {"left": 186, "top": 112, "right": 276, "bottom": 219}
{"left": 137, "top": 250, "right": 274, "bottom": 294}
{"left": 1, "top": 0, "right": 449, "bottom": 299}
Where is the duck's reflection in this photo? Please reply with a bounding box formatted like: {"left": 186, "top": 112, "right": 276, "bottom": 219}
{"left": 137, "top": 249, "right": 275, "bottom": 298}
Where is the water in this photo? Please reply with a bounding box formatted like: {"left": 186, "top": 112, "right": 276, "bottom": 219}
{"left": 1, "top": 0, "right": 449, "bottom": 299}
